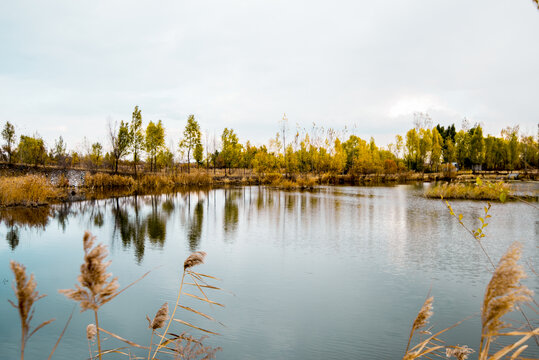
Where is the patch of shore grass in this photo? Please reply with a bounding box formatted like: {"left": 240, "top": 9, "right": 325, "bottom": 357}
{"left": 425, "top": 179, "right": 511, "bottom": 201}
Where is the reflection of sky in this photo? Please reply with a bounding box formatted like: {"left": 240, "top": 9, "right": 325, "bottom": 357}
{"left": 0, "top": 185, "right": 538, "bottom": 359}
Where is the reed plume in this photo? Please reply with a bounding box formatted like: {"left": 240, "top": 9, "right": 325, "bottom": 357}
{"left": 152, "top": 251, "right": 219, "bottom": 359}
{"left": 148, "top": 302, "right": 169, "bottom": 330}
{"left": 60, "top": 231, "right": 119, "bottom": 311}
{"left": 87, "top": 324, "right": 97, "bottom": 341}
{"left": 60, "top": 231, "right": 119, "bottom": 360}
{"left": 479, "top": 242, "right": 533, "bottom": 359}
{"left": 147, "top": 302, "right": 169, "bottom": 359}
{"left": 404, "top": 296, "right": 434, "bottom": 355}
{"left": 445, "top": 345, "right": 473, "bottom": 360}
{"left": 9, "top": 260, "right": 54, "bottom": 360}
{"left": 184, "top": 251, "right": 206, "bottom": 270}
{"left": 87, "top": 323, "right": 96, "bottom": 360}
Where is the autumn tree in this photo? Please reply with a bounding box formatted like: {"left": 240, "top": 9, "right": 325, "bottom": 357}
{"left": 17, "top": 135, "right": 46, "bottom": 166}
{"left": 145, "top": 120, "right": 165, "bottom": 172}
{"left": 108, "top": 120, "right": 131, "bottom": 174}
{"left": 53, "top": 136, "right": 68, "bottom": 167}
{"left": 179, "top": 115, "right": 202, "bottom": 174}
{"left": 405, "top": 128, "right": 420, "bottom": 170}
{"left": 455, "top": 130, "right": 471, "bottom": 169}
{"left": 90, "top": 142, "right": 103, "bottom": 169}
{"left": 2, "top": 121, "right": 16, "bottom": 164}
{"left": 470, "top": 126, "right": 485, "bottom": 169}
{"left": 221, "top": 128, "right": 241, "bottom": 175}
{"left": 130, "top": 106, "right": 144, "bottom": 176}
{"left": 156, "top": 147, "right": 174, "bottom": 172}
{"left": 430, "top": 128, "right": 443, "bottom": 171}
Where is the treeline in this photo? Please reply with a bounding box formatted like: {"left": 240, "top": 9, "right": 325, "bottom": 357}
{"left": 1, "top": 108, "right": 538, "bottom": 176}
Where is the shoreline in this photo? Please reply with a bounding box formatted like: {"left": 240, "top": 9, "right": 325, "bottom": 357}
{"left": 0, "top": 163, "right": 538, "bottom": 208}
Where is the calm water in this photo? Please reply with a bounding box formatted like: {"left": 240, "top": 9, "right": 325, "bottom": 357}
{"left": 0, "top": 185, "right": 538, "bottom": 359}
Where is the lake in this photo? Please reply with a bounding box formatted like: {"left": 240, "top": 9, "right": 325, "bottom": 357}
{"left": 1, "top": 184, "right": 538, "bottom": 359}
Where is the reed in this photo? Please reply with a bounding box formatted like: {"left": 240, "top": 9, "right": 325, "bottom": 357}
{"left": 60, "top": 231, "right": 120, "bottom": 360}
{"left": 8, "top": 261, "right": 55, "bottom": 360}
{"left": 87, "top": 323, "right": 97, "bottom": 360}
{"left": 0, "top": 175, "right": 59, "bottom": 207}
{"left": 478, "top": 242, "right": 534, "bottom": 360}
{"left": 151, "top": 250, "right": 224, "bottom": 359}
{"left": 147, "top": 302, "right": 169, "bottom": 359}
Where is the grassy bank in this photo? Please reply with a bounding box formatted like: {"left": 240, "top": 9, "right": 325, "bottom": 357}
{"left": 425, "top": 179, "right": 512, "bottom": 201}
{"left": 0, "top": 175, "right": 61, "bottom": 207}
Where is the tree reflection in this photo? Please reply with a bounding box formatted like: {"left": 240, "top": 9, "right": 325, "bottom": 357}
{"left": 112, "top": 196, "right": 146, "bottom": 263}
{"left": 187, "top": 200, "right": 204, "bottom": 250}
{"left": 223, "top": 190, "right": 239, "bottom": 238}
{"left": 1, "top": 207, "right": 51, "bottom": 250}
{"left": 6, "top": 227, "right": 19, "bottom": 250}
{"left": 147, "top": 196, "right": 166, "bottom": 246}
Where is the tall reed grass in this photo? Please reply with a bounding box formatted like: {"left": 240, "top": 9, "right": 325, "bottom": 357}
{"left": 22, "top": 231, "right": 222, "bottom": 360}
{"left": 403, "top": 198, "right": 538, "bottom": 359}
{"left": 0, "top": 175, "right": 59, "bottom": 207}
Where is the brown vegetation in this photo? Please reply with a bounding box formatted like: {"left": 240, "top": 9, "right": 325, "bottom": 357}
{"left": 0, "top": 175, "right": 60, "bottom": 207}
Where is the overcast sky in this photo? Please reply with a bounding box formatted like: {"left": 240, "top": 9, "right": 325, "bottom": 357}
{"left": 0, "top": 0, "right": 538, "bottom": 152}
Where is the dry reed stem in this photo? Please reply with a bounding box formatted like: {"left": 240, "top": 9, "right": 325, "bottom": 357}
{"left": 9, "top": 260, "right": 54, "bottom": 360}
{"left": 479, "top": 242, "right": 533, "bottom": 359}
{"left": 46, "top": 308, "right": 74, "bottom": 360}
{"left": 60, "top": 231, "right": 120, "bottom": 360}
{"left": 147, "top": 302, "right": 169, "bottom": 360}
{"left": 152, "top": 251, "right": 209, "bottom": 359}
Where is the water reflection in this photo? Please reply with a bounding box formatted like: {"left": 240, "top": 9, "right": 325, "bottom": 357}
{"left": 1, "top": 185, "right": 538, "bottom": 360}
{"left": 223, "top": 189, "right": 239, "bottom": 239}
{"left": 6, "top": 227, "right": 19, "bottom": 250}
{"left": 187, "top": 200, "right": 204, "bottom": 250}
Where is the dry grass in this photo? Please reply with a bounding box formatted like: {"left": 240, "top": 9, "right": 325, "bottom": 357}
{"left": 0, "top": 175, "right": 59, "bottom": 207}
{"left": 173, "top": 173, "right": 213, "bottom": 186}
{"left": 84, "top": 173, "right": 213, "bottom": 193}
{"left": 425, "top": 180, "right": 511, "bottom": 201}
{"left": 84, "top": 173, "right": 136, "bottom": 189}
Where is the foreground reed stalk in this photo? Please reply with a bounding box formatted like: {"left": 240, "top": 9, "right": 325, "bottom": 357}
{"left": 151, "top": 271, "right": 186, "bottom": 359}
{"left": 9, "top": 261, "right": 54, "bottom": 360}
{"left": 151, "top": 251, "right": 206, "bottom": 359}
{"left": 147, "top": 302, "right": 168, "bottom": 360}
{"left": 60, "top": 232, "right": 120, "bottom": 360}
{"left": 87, "top": 324, "right": 96, "bottom": 360}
